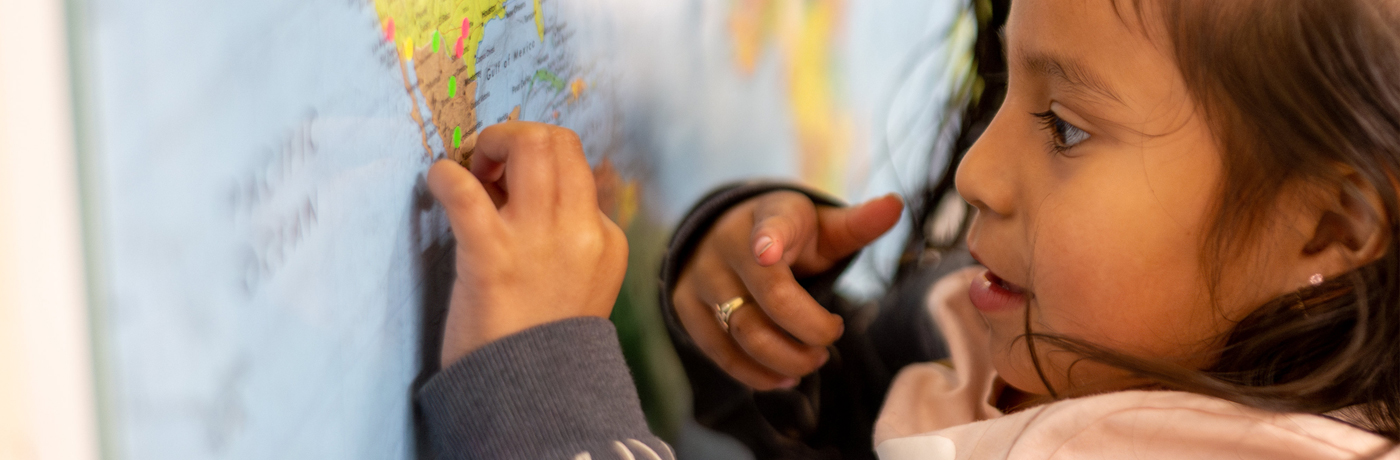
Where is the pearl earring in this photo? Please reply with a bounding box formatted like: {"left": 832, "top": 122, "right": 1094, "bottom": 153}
{"left": 1309, "top": 273, "right": 1324, "bottom": 286}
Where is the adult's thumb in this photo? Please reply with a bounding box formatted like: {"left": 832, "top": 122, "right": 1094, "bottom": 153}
{"left": 815, "top": 193, "right": 904, "bottom": 261}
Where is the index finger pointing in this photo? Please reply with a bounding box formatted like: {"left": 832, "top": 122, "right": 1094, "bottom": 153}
{"left": 731, "top": 261, "right": 844, "bottom": 347}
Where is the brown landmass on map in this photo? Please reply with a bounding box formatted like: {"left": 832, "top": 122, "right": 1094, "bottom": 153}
{"left": 412, "top": 48, "right": 479, "bottom": 166}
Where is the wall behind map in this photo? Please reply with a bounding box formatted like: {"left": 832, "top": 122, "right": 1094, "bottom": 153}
{"left": 0, "top": 0, "right": 101, "bottom": 459}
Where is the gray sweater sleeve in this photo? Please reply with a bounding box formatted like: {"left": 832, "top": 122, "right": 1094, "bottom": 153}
{"left": 416, "top": 317, "right": 674, "bottom": 460}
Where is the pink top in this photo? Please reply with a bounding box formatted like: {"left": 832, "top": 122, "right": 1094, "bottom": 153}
{"left": 872, "top": 268, "right": 1398, "bottom": 459}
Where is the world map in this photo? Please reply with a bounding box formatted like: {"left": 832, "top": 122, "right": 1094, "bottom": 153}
{"left": 80, "top": 0, "right": 964, "bottom": 457}
{"left": 373, "top": 0, "right": 640, "bottom": 225}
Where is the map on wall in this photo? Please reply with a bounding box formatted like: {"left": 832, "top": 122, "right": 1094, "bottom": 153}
{"left": 79, "top": 0, "right": 966, "bottom": 457}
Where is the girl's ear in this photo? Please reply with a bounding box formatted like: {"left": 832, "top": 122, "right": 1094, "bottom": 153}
{"left": 1297, "top": 170, "right": 1390, "bottom": 277}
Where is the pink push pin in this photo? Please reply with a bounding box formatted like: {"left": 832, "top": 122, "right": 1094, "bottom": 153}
{"left": 454, "top": 18, "right": 470, "bottom": 58}
{"left": 384, "top": 18, "right": 395, "bottom": 42}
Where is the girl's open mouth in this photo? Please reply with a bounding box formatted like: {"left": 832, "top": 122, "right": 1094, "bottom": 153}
{"left": 969, "top": 269, "right": 1028, "bottom": 313}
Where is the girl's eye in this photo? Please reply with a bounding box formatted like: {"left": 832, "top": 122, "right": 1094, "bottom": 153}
{"left": 1032, "top": 110, "right": 1090, "bottom": 154}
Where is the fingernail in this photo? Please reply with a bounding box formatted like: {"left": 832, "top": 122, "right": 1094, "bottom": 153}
{"left": 754, "top": 236, "right": 774, "bottom": 258}
{"left": 778, "top": 378, "right": 799, "bottom": 389}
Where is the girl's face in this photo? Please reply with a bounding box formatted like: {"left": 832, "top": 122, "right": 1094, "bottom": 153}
{"left": 956, "top": 0, "right": 1316, "bottom": 394}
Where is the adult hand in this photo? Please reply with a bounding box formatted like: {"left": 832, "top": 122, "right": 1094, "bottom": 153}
{"left": 672, "top": 190, "right": 903, "bottom": 390}
{"left": 429, "top": 122, "right": 629, "bottom": 368}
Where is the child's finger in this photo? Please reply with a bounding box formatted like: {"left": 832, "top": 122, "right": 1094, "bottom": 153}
{"left": 749, "top": 192, "right": 818, "bottom": 267}
{"left": 428, "top": 159, "right": 505, "bottom": 243}
{"left": 549, "top": 130, "right": 602, "bottom": 220}
{"left": 467, "top": 152, "right": 509, "bottom": 208}
{"left": 472, "top": 122, "right": 562, "bottom": 215}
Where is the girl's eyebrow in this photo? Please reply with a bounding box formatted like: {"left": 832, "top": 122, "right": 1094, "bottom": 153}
{"left": 1018, "top": 51, "right": 1127, "bottom": 107}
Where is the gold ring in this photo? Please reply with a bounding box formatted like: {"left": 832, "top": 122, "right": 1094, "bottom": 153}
{"left": 715, "top": 297, "right": 747, "bottom": 332}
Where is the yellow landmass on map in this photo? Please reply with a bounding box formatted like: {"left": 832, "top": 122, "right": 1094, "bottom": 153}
{"left": 534, "top": 0, "right": 546, "bottom": 41}
{"left": 375, "top": 0, "right": 507, "bottom": 79}
{"left": 729, "top": 0, "right": 852, "bottom": 195}
{"left": 376, "top": 0, "right": 508, "bottom": 163}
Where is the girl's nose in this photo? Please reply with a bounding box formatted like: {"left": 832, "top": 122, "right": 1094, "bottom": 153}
{"left": 955, "top": 120, "right": 1017, "bottom": 219}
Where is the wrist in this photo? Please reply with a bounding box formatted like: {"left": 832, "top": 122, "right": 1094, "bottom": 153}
{"left": 438, "top": 284, "right": 614, "bottom": 368}
{"left": 439, "top": 314, "right": 611, "bottom": 369}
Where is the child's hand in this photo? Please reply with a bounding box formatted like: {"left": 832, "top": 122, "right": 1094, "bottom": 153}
{"left": 673, "top": 191, "right": 902, "bottom": 390}
{"left": 428, "top": 122, "right": 629, "bottom": 368}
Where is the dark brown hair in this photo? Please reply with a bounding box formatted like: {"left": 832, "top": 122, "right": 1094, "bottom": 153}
{"left": 909, "top": 0, "right": 1400, "bottom": 445}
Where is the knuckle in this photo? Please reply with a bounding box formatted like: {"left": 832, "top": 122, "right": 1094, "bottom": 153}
{"left": 752, "top": 193, "right": 818, "bottom": 237}
{"left": 764, "top": 283, "right": 804, "bottom": 313}
{"left": 754, "top": 212, "right": 792, "bottom": 234}
{"left": 477, "top": 123, "right": 503, "bottom": 139}
{"left": 514, "top": 125, "right": 554, "bottom": 153}
{"left": 707, "top": 217, "right": 752, "bottom": 254}
{"left": 569, "top": 227, "right": 606, "bottom": 257}
{"left": 715, "top": 204, "right": 753, "bottom": 235}
{"left": 766, "top": 191, "right": 817, "bottom": 216}
{"left": 549, "top": 127, "right": 583, "bottom": 150}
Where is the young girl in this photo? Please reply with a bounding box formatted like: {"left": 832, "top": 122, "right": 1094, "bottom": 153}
{"left": 415, "top": 0, "right": 1400, "bottom": 458}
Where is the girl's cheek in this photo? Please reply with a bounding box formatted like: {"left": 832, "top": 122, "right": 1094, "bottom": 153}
{"left": 1025, "top": 220, "right": 1114, "bottom": 332}
{"left": 1013, "top": 207, "right": 1215, "bottom": 376}
{"left": 1033, "top": 234, "right": 1224, "bottom": 370}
